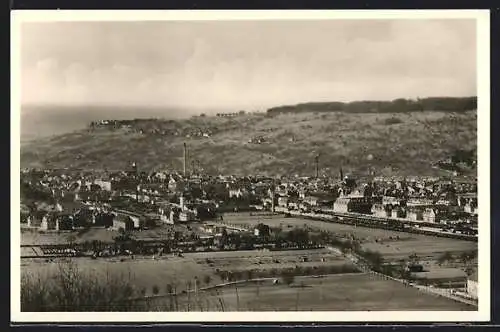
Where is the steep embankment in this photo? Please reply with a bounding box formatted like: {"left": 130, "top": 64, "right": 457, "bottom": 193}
{"left": 20, "top": 109, "right": 477, "bottom": 176}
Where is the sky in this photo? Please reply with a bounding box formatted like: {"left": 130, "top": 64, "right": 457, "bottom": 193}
{"left": 20, "top": 19, "right": 477, "bottom": 112}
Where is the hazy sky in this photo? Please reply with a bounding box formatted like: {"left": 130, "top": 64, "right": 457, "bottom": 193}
{"left": 20, "top": 19, "right": 476, "bottom": 111}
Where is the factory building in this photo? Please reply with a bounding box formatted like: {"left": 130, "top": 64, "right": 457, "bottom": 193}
{"left": 333, "top": 196, "right": 372, "bottom": 214}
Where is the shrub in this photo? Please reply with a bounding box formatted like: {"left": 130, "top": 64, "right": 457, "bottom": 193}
{"left": 21, "top": 261, "right": 149, "bottom": 311}
{"left": 281, "top": 272, "right": 295, "bottom": 286}
{"left": 203, "top": 275, "right": 212, "bottom": 285}
{"left": 166, "top": 283, "right": 173, "bottom": 294}
{"left": 384, "top": 117, "right": 403, "bottom": 125}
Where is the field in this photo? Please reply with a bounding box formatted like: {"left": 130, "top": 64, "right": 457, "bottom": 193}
{"left": 21, "top": 247, "right": 352, "bottom": 294}
{"left": 21, "top": 224, "right": 189, "bottom": 247}
{"left": 21, "top": 255, "right": 218, "bottom": 296}
{"left": 221, "top": 213, "right": 478, "bottom": 261}
{"left": 144, "top": 273, "right": 475, "bottom": 311}
{"left": 188, "top": 248, "right": 350, "bottom": 272}
{"left": 21, "top": 235, "right": 476, "bottom": 311}
{"left": 20, "top": 110, "right": 477, "bottom": 176}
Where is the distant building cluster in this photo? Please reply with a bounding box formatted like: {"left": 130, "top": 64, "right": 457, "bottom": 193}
{"left": 88, "top": 119, "right": 214, "bottom": 139}
{"left": 216, "top": 110, "right": 246, "bottom": 117}
{"left": 20, "top": 161, "right": 477, "bottom": 237}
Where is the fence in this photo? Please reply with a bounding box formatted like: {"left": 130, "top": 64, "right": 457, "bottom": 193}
{"left": 326, "top": 247, "right": 478, "bottom": 308}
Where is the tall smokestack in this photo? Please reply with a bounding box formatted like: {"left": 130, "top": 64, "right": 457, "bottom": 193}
{"left": 271, "top": 180, "right": 275, "bottom": 213}
{"left": 315, "top": 155, "right": 319, "bottom": 178}
{"left": 132, "top": 161, "right": 139, "bottom": 202}
{"left": 183, "top": 143, "right": 187, "bottom": 176}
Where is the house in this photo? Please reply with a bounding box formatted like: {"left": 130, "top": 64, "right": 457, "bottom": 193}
{"left": 461, "top": 196, "right": 478, "bottom": 215}
{"left": 371, "top": 203, "right": 391, "bottom": 218}
{"left": 158, "top": 206, "right": 177, "bottom": 224}
{"left": 406, "top": 197, "right": 434, "bottom": 207}
{"left": 57, "top": 214, "right": 74, "bottom": 231}
{"left": 382, "top": 196, "right": 401, "bottom": 208}
{"left": 278, "top": 196, "right": 289, "bottom": 208}
{"left": 228, "top": 187, "right": 247, "bottom": 199}
{"left": 168, "top": 177, "right": 185, "bottom": 192}
{"left": 39, "top": 213, "right": 58, "bottom": 231}
{"left": 467, "top": 271, "right": 478, "bottom": 299}
{"left": 179, "top": 210, "right": 196, "bottom": 222}
{"left": 94, "top": 179, "right": 112, "bottom": 191}
{"left": 26, "top": 214, "right": 40, "bottom": 228}
{"left": 288, "top": 200, "right": 299, "bottom": 210}
{"left": 304, "top": 192, "right": 337, "bottom": 208}
{"left": 406, "top": 207, "right": 424, "bottom": 221}
{"left": 457, "top": 193, "right": 477, "bottom": 206}
{"left": 113, "top": 215, "right": 134, "bottom": 231}
{"left": 391, "top": 206, "right": 406, "bottom": 219}
{"left": 201, "top": 224, "right": 218, "bottom": 234}
{"left": 464, "top": 203, "right": 478, "bottom": 215}
{"left": 423, "top": 207, "right": 448, "bottom": 223}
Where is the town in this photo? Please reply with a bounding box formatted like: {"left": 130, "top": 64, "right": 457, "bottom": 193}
{"left": 20, "top": 141, "right": 479, "bottom": 311}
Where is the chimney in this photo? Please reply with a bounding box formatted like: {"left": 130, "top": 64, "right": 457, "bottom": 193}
{"left": 183, "top": 143, "right": 187, "bottom": 176}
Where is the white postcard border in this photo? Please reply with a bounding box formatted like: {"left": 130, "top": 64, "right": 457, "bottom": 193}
{"left": 10, "top": 9, "right": 491, "bottom": 323}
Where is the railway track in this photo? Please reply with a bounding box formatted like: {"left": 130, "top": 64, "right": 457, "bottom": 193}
{"left": 277, "top": 208, "right": 477, "bottom": 242}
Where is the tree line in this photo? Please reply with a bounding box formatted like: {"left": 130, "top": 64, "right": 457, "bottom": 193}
{"left": 266, "top": 97, "right": 477, "bottom": 115}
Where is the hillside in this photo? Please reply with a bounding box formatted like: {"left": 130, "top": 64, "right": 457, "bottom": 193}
{"left": 20, "top": 109, "right": 477, "bottom": 177}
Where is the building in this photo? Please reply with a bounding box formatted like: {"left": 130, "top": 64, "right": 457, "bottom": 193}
{"left": 423, "top": 207, "right": 448, "bottom": 223}
{"left": 39, "top": 213, "right": 58, "bottom": 231}
{"left": 94, "top": 179, "right": 112, "bottom": 191}
{"left": 57, "top": 215, "right": 74, "bottom": 231}
{"left": 391, "top": 206, "right": 406, "bottom": 219}
{"left": 26, "top": 215, "right": 36, "bottom": 227}
{"left": 113, "top": 215, "right": 134, "bottom": 231}
{"left": 278, "top": 196, "right": 289, "bottom": 208}
{"left": 288, "top": 200, "right": 299, "bottom": 210}
{"left": 114, "top": 209, "right": 145, "bottom": 229}
{"left": 464, "top": 203, "right": 478, "bottom": 215}
{"left": 406, "top": 207, "right": 424, "bottom": 221}
{"left": 333, "top": 196, "right": 372, "bottom": 214}
{"left": 457, "top": 193, "right": 477, "bottom": 207}
{"left": 228, "top": 186, "right": 247, "bottom": 199}
{"left": 168, "top": 177, "right": 185, "bottom": 192}
{"left": 304, "top": 192, "right": 337, "bottom": 208}
{"left": 371, "top": 203, "right": 391, "bottom": 218}
{"left": 467, "top": 271, "right": 478, "bottom": 299}
{"left": 179, "top": 210, "right": 195, "bottom": 222}
{"left": 382, "top": 196, "right": 401, "bottom": 207}
{"left": 460, "top": 194, "right": 478, "bottom": 215}
{"left": 407, "top": 197, "right": 434, "bottom": 207}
